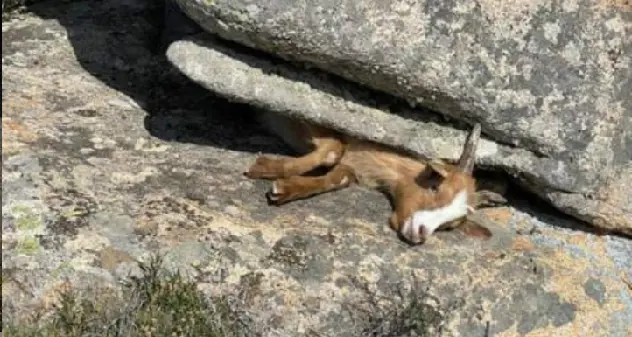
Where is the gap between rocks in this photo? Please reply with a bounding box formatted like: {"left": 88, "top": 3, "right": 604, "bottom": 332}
{"left": 164, "top": 32, "right": 630, "bottom": 239}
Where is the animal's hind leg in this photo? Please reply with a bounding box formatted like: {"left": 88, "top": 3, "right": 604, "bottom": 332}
{"left": 267, "top": 164, "right": 356, "bottom": 205}
{"left": 245, "top": 137, "right": 345, "bottom": 180}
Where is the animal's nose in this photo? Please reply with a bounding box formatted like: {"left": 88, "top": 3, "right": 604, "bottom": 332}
{"left": 416, "top": 226, "right": 427, "bottom": 244}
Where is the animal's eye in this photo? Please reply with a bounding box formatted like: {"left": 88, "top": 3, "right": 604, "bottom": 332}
{"left": 415, "top": 165, "right": 446, "bottom": 191}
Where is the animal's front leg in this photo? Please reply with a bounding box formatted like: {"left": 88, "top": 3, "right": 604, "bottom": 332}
{"left": 245, "top": 138, "right": 345, "bottom": 180}
{"left": 267, "top": 165, "right": 355, "bottom": 205}
{"left": 244, "top": 156, "right": 290, "bottom": 180}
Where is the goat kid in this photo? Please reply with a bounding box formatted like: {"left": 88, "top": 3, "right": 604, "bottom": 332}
{"left": 245, "top": 111, "right": 492, "bottom": 245}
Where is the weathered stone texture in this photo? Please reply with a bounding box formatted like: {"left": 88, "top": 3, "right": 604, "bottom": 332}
{"left": 168, "top": 0, "right": 632, "bottom": 233}
{"left": 2, "top": 1, "right": 631, "bottom": 336}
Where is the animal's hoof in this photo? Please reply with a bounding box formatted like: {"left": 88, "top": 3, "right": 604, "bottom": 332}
{"left": 245, "top": 156, "right": 284, "bottom": 179}
{"left": 266, "top": 179, "right": 295, "bottom": 205}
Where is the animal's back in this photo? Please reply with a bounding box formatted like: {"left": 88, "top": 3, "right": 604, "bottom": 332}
{"left": 257, "top": 111, "right": 315, "bottom": 154}
{"left": 341, "top": 141, "right": 426, "bottom": 190}
{"left": 258, "top": 111, "right": 428, "bottom": 189}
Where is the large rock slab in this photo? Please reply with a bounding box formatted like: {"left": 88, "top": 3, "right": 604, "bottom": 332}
{"left": 167, "top": 0, "right": 632, "bottom": 234}
{"left": 2, "top": 1, "right": 632, "bottom": 336}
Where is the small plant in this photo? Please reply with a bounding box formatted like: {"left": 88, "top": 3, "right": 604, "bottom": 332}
{"left": 4, "top": 255, "right": 464, "bottom": 337}
{"left": 3, "top": 255, "right": 256, "bottom": 337}
{"left": 343, "top": 276, "right": 459, "bottom": 337}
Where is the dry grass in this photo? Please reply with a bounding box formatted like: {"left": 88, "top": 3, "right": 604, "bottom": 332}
{"left": 3, "top": 257, "right": 457, "bottom": 337}
{"left": 342, "top": 276, "right": 458, "bottom": 337}
{"left": 2, "top": 256, "right": 259, "bottom": 337}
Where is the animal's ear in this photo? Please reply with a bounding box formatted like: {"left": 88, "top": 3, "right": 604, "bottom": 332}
{"left": 457, "top": 123, "right": 481, "bottom": 174}
{"left": 459, "top": 221, "right": 492, "bottom": 240}
{"left": 415, "top": 159, "right": 447, "bottom": 190}
{"left": 427, "top": 158, "right": 449, "bottom": 178}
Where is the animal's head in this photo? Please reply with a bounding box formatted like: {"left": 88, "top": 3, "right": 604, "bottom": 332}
{"left": 391, "top": 123, "right": 481, "bottom": 245}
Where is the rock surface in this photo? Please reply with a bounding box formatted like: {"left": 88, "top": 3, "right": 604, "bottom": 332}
{"left": 168, "top": 0, "right": 632, "bottom": 234}
{"left": 2, "top": 1, "right": 632, "bottom": 337}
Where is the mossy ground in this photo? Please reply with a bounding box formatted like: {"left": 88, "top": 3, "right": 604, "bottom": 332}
{"left": 15, "top": 236, "right": 40, "bottom": 255}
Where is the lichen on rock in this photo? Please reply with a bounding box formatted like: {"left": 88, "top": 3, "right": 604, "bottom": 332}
{"left": 1, "top": 0, "right": 631, "bottom": 336}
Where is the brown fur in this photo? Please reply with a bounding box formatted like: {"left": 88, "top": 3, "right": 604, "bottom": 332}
{"left": 245, "top": 112, "right": 490, "bottom": 244}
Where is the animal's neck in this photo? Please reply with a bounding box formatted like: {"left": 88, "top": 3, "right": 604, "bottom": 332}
{"left": 376, "top": 164, "right": 422, "bottom": 199}
{"left": 398, "top": 160, "right": 427, "bottom": 179}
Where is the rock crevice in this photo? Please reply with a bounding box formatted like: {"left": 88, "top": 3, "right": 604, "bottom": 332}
{"left": 166, "top": 0, "right": 632, "bottom": 234}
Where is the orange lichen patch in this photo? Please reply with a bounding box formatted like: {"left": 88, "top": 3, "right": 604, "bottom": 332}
{"left": 2, "top": 118, "right": 39, "bottom": 156}
{"left": 581, "top": 235, "right": 616, "bottom": 271}
{"left": 2, "top": 118, "right": 39, "bottom": 143}
{"left": 595, "top": 166, "right": 632, "bottom": 232}
{"left": 567, "top": 233, "right": 588, "bottom": 248}
{"left": 538, "top": 229, "right": 613, "bottom": 271}
{"left": 598, "top": 0, "right": 631, "bottom": 9}
{"left": 479, "top": 207, "right": 513, "bottom": 225}
{"left": 483, "top": 251, "right": 502, "bottom": 259}
{"left": 511, "top": 236, "right": 535, "bottom": 252}
{"left": 453, "top": 253, "right": 516, "bottom": 295}
{"left": 520, "top": 249, "right": 629, "bottom": 337}
{"left": 1, "top": 95, "right": 45, "bottom": 116}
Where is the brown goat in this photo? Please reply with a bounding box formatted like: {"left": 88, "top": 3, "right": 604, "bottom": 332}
{"left": 245, "top": 112, "right": 493, "bottom": 244}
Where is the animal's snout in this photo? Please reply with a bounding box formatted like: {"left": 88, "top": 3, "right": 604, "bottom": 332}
{"left": 400, "top": 217, "right": 428, "bottom": 245}
{"left": 417, "top": 226, "right": 428, "bottom": 243}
